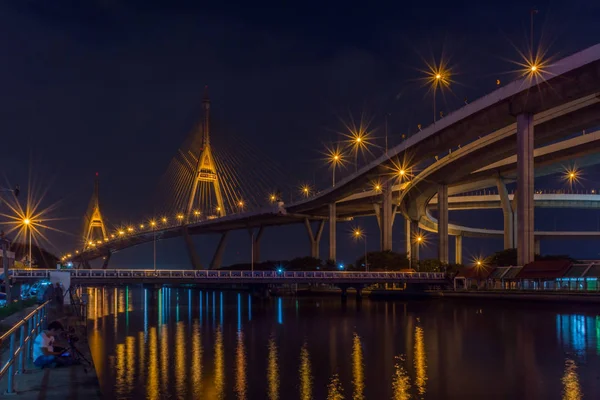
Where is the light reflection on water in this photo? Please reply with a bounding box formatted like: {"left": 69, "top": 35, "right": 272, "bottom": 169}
{"left": 87, "top": 287, "right": 600, "bottom": 399}
{"left": 299, "top": 343, "right": 312, "bottom": 400}
{"left": 267, "top": 338, "right": 279, "bottom": 400}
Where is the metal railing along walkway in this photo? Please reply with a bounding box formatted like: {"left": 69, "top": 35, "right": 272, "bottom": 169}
{"left": 9, "top": 269, "right": 446, "bottom": 281}
{"left": 0, "top": 301, "right": 50, "bottom": 394}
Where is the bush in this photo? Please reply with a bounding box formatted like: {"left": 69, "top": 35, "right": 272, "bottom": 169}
{"left": 355, "top": 251, "right": 410, "bottom": 271}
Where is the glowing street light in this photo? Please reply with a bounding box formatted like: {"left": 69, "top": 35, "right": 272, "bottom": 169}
{"left": 162, "top": 217, "right": 167, "bottom": 224}
{"left": 22, "top": 217, "right": 33, "bottom": 267}
{"left": 352, "top": 227, "right": 368, "bottom": 272}
{"left": 340, "top": 113, "right": 375, "bottom": 172}
{"left": 423, "top": 61, "right": 451, "bottom": 123}
{"left": 300, "top": 184, "right": 311, "bottom": 198}
{"left": 562, "top": 165, "right": 582, "bottom": 190}
{"left": 324, "top": 145, "right": 346, "bottom": 187}
{"left": 269, "top": 193, "right": 277, "bottom": 203}
{"left": 150, "top": 220, "right": 157, "bottom": 271}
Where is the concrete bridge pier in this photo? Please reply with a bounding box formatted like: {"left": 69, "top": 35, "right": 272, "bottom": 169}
{"left": 304, "top": 219, "right": 325, "bottom": 258}
{"left": 182, "top": 226, "right": 203, "bottom": 270}
{"left": 209, "top": 232, "right": 229, "bottom": 269}
{"left": 248, "top": 226, "right": 265, "bottom": 265}
{"left": 329, "top": 203, "right": 337, "bottom": 261}
{"left": 517, "top": 113, "right": 535, "bottom": 265}
{"left": 438, "top": 184, "right": 449, "bottom": 264}
{"left": 375, "top": 182, "right": 396, "bottom": 251}
{"left": 455, "top": 234, "right": 463, "bottom": 265}
{"left": 405, "top": 219, "right": 420, "bottom": 268}
{"left": 496, "top": 178, "right": 516, "bottom": 249}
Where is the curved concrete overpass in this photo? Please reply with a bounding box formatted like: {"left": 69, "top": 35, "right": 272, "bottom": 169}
{"left": 287, "top": 44, "right": 600, "bottom": 214}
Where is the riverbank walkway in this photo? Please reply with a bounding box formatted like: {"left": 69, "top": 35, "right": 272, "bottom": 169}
{"left": 0, "top": 301, "right": 101, "bottom": 399}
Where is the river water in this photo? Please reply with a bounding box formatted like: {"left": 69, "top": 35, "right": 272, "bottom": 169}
{"left": 85, "top": 287, "right": 598, "bottom": 399}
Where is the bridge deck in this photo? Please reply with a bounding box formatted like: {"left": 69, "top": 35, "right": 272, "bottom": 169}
{"left": 11, "top": 269, "right": 447, "bottom": 285}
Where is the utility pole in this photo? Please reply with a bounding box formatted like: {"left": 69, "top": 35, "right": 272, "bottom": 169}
{"left": 530, "top": 8, "right": 538, "bottom": 54}
{"left": 1, "top": 233, "right": 11, "bottom": 305}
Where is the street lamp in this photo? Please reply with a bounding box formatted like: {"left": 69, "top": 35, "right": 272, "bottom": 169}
{"left": 23, "top": 217, "right": 31, "bottom": 268}
{"left": 150, "top": 220, "right": 157, "bottom": 271}
{"left": 300, "top": 185, "right": 311, "bottom": 198}
{"left": 325, "top": 146, "right": 345, "bottom": 187}
{"left": 340, "top": 113, "right": 373, "bottom": 172}
{"left": 353, "top": 228, "right": 368, "bottom": 272}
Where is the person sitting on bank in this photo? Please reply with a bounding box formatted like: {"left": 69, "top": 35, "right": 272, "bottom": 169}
{"left": 32, "top": 320, "right": 68, "bottom": 368}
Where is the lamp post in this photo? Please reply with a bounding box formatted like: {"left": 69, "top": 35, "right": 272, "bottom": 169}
{"left": 353, "top": 228, "right": 368, "bottom": 272}
{"left": 251, "top": 231, "right": 254, "bottom": 273}
{"left": 150, "top": 221, "right": 157, "bottom": 271}
{"left": 23, "top": 218, "right": 31, "bottom": 268}
{"left": 325, "top": 148, "right": 344, "bottom": 187}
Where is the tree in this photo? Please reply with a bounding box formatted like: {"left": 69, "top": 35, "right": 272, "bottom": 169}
{"left": 288, "top": 256, "right": 322, "bottom": 271}
{"left": 354, "top": 251, "right": 410, "bottom": 271}
{"left": 418, "top": 259, "right": 462, "bottom": 274}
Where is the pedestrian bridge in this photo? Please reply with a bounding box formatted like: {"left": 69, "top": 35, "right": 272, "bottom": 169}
{"left": 10, "top": 269, "right": 446, "bottom": 285}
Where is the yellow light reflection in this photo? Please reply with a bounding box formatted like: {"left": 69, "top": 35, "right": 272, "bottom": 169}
{"left": 160, "top": 325, "right": 169, "bottom": 394}
{"left": 125, "top": 336, "right": 135, "bottom": 394}
{"left": 327, "top": 374, "right": 344, "bottom": 400}
{"left": 414, "top": 325, "right": 427, "bottom": 396}
{"left": 352, "top": 333, "right": 365, "bottom": 400}
{"left": 299, "top": 343, "right": 313, "bottom": 400}
{"left": 562, "top": 359, "right": 582, "bottom": 400}
{"left": 116, "top": 343, "right": 125, "bottom": 397}
{"left": 214, "top": 326, "right": 225, "bottom": 399}
{"left": 138, "top": 331, "right": 145, "bottom": 388}
{"left": 175, "top": 321, "right": 187, "bottom": 397}
{"left": 267, "top": 338, "right": 279, "bottom": 400}
{"left": 392, "top": 355, "right": 411, "bottom": 400}
{"left": 147, "top": 327, "right": 159, "bottom": 400}
{"left": 191, "top": 321, "right": 203, "bottom": 397}
{"left": 235, "top": 331, "right": 247, "bottom": 400}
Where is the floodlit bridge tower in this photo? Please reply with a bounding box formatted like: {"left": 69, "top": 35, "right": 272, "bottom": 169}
{"left": 185, "top": 87, "right": 226, "bottom": 219}
{"left": 83, "top": 172, "right": 108, "bottom": 249}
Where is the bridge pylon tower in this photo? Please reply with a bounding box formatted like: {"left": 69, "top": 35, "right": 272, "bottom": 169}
{"left": 185, "top": 87, "right": 226, "bottom": 219}
{"left": 83, "top": 172, "right": 108, "bottom": 249}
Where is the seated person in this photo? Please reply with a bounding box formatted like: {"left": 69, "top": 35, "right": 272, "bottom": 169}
{"left": 32, "top": 320, "right": 68, "bottom": 368}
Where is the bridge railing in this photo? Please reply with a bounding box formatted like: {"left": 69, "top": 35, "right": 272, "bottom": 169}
{"left": 9, "top": 269, "right": 445, "bottom": 280}
{"left": 0, "top": 300, "right": 50, "bottom": 394}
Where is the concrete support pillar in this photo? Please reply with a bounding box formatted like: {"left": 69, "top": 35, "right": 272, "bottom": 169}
{"left": 304, "top": 219, "right": 325, "bottom": 259}
{"left": 517, "top": 113, "right": 535, "bottom": 266}
{"left": 381, "top": 183, "right": 393, "bottom": 251}
{"left": 210, "top": 232, "right": 229, "bottom": 269}
{"left": 329, "top": 203, "right": 337, "bottom": 261}
{"left": 405, "top": 217, "right": 411, "bottom": 256}
{"left": 408, "top": 219, "right": 420, "bottom": 269}
{"left": 182, "top": 226, "right": 203, "bottom": 270}
{"left": 455, "top": 234, "right": 463, "bottom": 265}
{"left": 249, "top": 226, "right": 265, "bottom": 264}
{"left": 496, "top": 178, "right": 515, "bottom": 249}
{"left": 534, "top": 237, "right": 541, "bottom": 256}
{"left": 438, "top": 184, "right": 449, "bottom": 264}
{"left": 373, "top": 204, "right": 381, "bottom": 229}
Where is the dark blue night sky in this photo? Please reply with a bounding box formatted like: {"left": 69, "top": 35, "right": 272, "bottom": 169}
{"left": 1, "top": 0, "right": 600, "bottom": 267}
